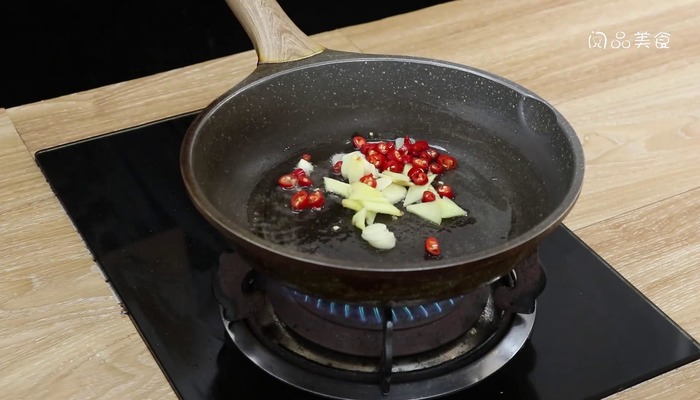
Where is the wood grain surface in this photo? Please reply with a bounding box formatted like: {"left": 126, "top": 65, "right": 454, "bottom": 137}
{"left": 6, "top": 30, "right": 360, "bottom": 154}
{"left": 225, "top": 0, "right": 325, "bottom": 62}
{"left": 0, "top": 110, "right": 174, "bottom": 399}
{"left": 2, "top": 0, "right": 700, "bottom": 398}
{"left": 339, "top": 0, "right": 700, "bottom": 231}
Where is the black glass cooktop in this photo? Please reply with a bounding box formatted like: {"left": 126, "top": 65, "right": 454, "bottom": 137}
{"left": 36, "top": 112, "right": 700, "bottom": 400}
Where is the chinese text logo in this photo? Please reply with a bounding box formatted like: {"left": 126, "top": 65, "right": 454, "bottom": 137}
{"left": 588, "top": 31, "right": 670, "bottom": 49}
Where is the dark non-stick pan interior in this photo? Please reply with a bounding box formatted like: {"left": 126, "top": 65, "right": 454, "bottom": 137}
{"left": 184, "top": 54, "right": 581, "bottom": 271}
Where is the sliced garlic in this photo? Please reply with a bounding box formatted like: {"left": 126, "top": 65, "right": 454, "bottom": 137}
{"left": 380, "top": 171, "right": 412, "bottom": 187}
{"left": 380, "top": 184, "right": 407, "bottom": 204}
{"left": 361, "top": 223, "right": 389, "bottom": 240}
{"left": 348, "top": 181, "right": 385, "bottom": 199}
{"left": 325, "top": 140, "right": 468, "bottom": 251}
{"left": 323, "top": 177, "right": 351, "bottom": 198}
{"left": 296, "top": 158, "right": 314, "bottom": 174}
{"left": 352, "top": 208, "right": 367, "bottom": 230}
{"left": 362, "top": 200, "right": 403, "bottom": 217}
{"left": 437, "top": 197, "right": 468, "bottom": 218}
{"left": 365, "top": 210, "right": 377, "bottom": 225}
{"left": 406, "top": 201, "right": 443, "bottom": 225}
{"left": 341, "top": 199, "right": 363, "bottom": 212}
{"left": 375, "top": 176, "right": 393, "bottom": 191}
{"left": 361, "top": 223, "right": 397, "bottom": 250}
{"left": 403, "top": 182, "right": 438, "bottom": 207}
{"left": 341, "top": 153, "right": 366, "bottom": 183}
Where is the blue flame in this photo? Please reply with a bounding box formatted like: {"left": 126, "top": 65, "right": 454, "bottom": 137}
{"left": 288, "top": 289, "right": 464, "bottom": 327}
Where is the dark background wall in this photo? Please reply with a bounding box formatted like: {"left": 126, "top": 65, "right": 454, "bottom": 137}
{"left": 2, "top": 0, "right": 450, "bottom": 108}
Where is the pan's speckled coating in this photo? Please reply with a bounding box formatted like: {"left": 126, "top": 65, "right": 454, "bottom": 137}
{"left": 181, "top": 0, "right": 582, "bottom": 303}
{"left": 181, "top": 50, "right": 584, "bottom": 303}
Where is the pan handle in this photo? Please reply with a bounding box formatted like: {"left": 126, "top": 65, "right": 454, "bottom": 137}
{"left": 225, "top": 0, "right": 325, "bottom": 64}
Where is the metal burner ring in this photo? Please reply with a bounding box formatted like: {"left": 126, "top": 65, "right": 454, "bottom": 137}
{"left": 221, "top": 305, "right": 535, "bottom": 400}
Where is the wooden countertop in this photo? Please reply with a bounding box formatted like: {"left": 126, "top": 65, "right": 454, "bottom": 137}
{"left": 2, "top": 0, "right": 699, "bottom": 398}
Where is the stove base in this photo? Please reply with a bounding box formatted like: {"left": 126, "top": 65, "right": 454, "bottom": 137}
{"left": 221, "top": 305, "right": 535, "bottom": 399}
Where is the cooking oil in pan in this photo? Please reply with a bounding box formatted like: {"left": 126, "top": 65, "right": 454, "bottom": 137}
{"left": 246, "top": 135, "right": 546, "bottom": 264}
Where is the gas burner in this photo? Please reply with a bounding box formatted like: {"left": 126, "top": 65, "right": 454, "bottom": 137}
{"left": 220, "top": 305, "right": 534, "bottom": 399}
{"left": 266, "top": 279, "right": 491, "bottom": 358}
{"left": 214, "top": 252, "right": 545, "bottom": 399}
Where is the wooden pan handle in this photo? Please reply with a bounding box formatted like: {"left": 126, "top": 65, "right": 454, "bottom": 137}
{"left": 225, "top": 0, "right": 325, "bottom": 63}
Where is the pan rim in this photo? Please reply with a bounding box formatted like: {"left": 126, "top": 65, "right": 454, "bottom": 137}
{"left": 181, "top": 52, "right": 585, "bottom": 273}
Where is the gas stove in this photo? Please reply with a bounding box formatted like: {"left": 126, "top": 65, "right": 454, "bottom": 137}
{"left": 36, "top": 112, "right": 700, "bottom": 400}
{"left": 214, "top": 249, "right": 541, "bottom": 399}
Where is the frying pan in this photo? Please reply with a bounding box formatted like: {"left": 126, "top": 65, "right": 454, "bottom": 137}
{"left": 181, "top": 0, "right": 585, "bottom": 303}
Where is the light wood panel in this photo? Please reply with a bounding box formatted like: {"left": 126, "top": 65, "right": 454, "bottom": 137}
{"left": 340, "top": 0, "right": 700, "bottom": 231}
{"left": 2, "top": 1, "right": 700, "bottom": 398}
{"left": 579, "top": 188, "right": 700, "bottom": 336}
{"left": 576, "top": 187, "right": 700, "bottom": 399}
{"left": 0, "top": 110, "right": 174, "bottom": 399}
{"left": 225, "top": 0, "right": 324, "bottom": 62}
{"left": 608, "top": 360, "right": 700, "bottom": 400}
{"left": 6, "top": 30, "right": 360, "bottom": 154}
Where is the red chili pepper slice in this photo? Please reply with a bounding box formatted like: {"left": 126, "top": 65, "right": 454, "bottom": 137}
{"left": 412, "top": 140, "right": 429, "bottom": 153}
{"left": 359, "top": 174, "right": 377, "bottom": 188}
{"left": 417, "top": 150, "right": 431, "bottom": 161}
{"left": 352, "top": 135, "right": 367, "bottom": 150}
{"left": 361, "top": 142, "right": 378, "bottom": 155}
{"left": 413, "top": 172, "right": 428, "bottom": 186}
{"left": 425, "top": 148, "right": 440, "bottom": 160}
{"left": 291, "top": 168, "right": 306, "bottom": 177}
{"left": 398, "top": 136, "right": 413, "bottom": 155}
{"left": 375, "top": 141, "right": 391, "bottom": 155}
{"left": 425, "top": 236, "right": 441, "bottom": 257}
{"left": 383, "top": 159, "right": 403, "bottom": 173}
{"left": 366, "top": 152, "right": 385, "bottom": 170}
{"left": 412, "top": 157, "right": 429, "bottom": 171}
{"left": 332, "top": 161, "right": 343, "bottom": 174}
{"left": 290, "top": 190, "right": 310, "bottom": 211}
{"left": 278, "top": 174, "right": 298, "bottom": 189}
{"left": 437, "top": 154, "right": 458, "bottom": 171}
{"left": 436, "top": 184, "right": 454, "bottom": 199}
{"left": 308, "top": 189, "right": 325, "bottom": 209}
{"left": 421, "top": 191, "right": 436, "bottom": 202}
{"left": 387, "top": 148, "right": 403, "bottom": 162}
{"left": 429, "top": 162, "right": 444, "bottom": 175}
{"left": 408, "top": 167, "right": 428, "bottom": 185}
{"left": 297, "top": 175, "right": 313, "bottom": 187}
